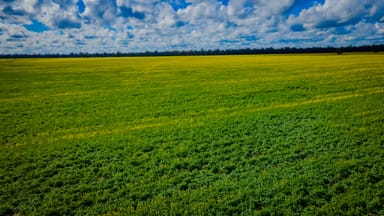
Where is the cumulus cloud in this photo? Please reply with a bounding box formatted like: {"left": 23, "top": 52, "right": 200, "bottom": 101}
{"left": 0, "top": 0, "right": 383, "bottom": 54}
{"left": 289, "top": 0, "right": 384, "bottom": 29}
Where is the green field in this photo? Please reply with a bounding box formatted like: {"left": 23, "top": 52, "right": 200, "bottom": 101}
{"left": 1, "top": 54, "right": 384, "bottom": 215}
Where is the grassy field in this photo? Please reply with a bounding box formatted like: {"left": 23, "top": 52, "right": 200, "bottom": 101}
{"left": 0, "top": 54, "right": 384, "bottom": 215}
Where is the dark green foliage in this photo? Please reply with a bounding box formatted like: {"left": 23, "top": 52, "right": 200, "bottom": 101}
{"left": 0, "top": 54, "right": 383, "bottom": 215}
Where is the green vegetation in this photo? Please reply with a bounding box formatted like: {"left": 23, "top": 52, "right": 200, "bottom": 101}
{"left": 1, "top": 54, "right": 384, "bottom": 215}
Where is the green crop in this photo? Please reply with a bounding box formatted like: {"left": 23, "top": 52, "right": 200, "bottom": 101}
{"left": 1, "top": 54, "right": 383, "bottom": 215}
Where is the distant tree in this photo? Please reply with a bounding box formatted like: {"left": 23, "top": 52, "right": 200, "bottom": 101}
{"left": 1, "top": 44, "right": 384, "bottom": 58}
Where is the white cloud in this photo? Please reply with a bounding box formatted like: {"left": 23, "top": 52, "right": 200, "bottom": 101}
{"left": 289, "top": 0, "right": 384, "bottom": 29}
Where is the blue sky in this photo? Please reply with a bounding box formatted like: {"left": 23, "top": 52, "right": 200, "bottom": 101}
{"left": 1, "top": 0, "right": 383, "bottom": 54}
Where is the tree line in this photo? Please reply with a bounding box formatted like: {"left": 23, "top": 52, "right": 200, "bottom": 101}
{"left": 1, "top": 44, "right": 383, "bottom": 58}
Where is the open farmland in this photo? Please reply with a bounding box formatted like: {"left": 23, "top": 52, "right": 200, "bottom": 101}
{"left": 1, "top": 54, "right": 384, "bottom": 215}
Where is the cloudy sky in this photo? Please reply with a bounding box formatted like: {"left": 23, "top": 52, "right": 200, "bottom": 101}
{"left": 1, "top": 0, "right": 384, "bottom": 54}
